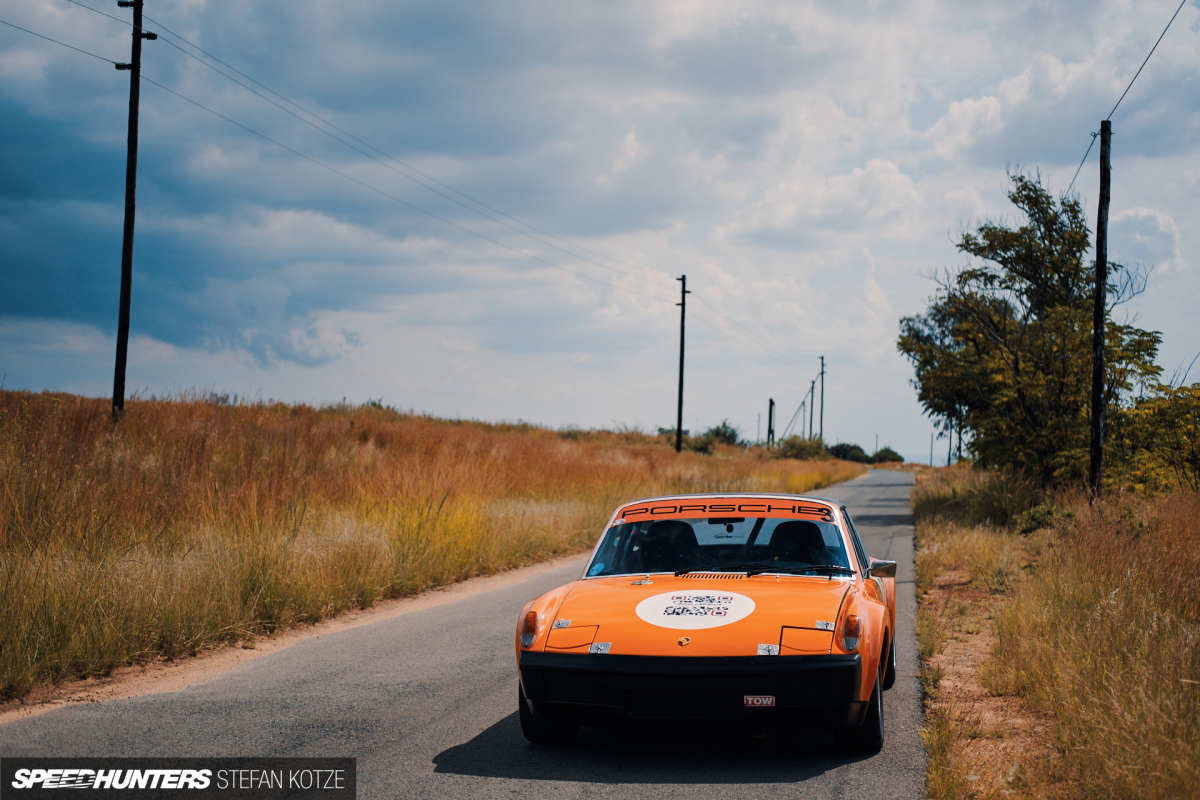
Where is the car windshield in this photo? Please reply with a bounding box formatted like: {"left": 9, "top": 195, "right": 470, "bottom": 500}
{"left": 585, "top": 516, "right": 854, "bottom": 577}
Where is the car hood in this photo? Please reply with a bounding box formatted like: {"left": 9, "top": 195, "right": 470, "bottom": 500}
{"left": 545, "top": 574, "right": 851, "bottom": 657}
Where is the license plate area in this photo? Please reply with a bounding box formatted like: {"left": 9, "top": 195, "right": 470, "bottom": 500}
{"left": 743, "top": 694, "right": 776, "bottom": 707}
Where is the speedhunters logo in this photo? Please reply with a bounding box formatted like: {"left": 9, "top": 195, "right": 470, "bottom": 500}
{"left": 11, "top": 768, "right": 212, "bottom": 790}
{"left": 1, "top": 758, "right": 354, "bottom": 799}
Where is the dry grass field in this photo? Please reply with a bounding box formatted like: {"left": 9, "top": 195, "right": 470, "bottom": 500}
{"left": 0, "top": 390, "right": 864, "bottom": 700}
{"left": 914, "top": 465, "right": 1200, "bottom": 799}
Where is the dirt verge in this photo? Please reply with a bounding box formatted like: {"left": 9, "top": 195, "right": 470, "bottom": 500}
{"left": 920, "top": 570, "right": 1059, "bottom": 798}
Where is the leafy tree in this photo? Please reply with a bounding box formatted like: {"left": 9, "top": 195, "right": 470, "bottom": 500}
{"left": 895, "top": 298, "right": 977, "bottom": 455}
{"left": 1118, "top": 383, "right": 1200, "bottom": 492}
{"left": 898, "top": 173, "right": 1161, "bottom": 486}
{"left": 703, "top": 420, "right": 741, "bottom": 446}
{"left": 872, "top": 446, "right": 903, "bottom": 464}
{"left": 827, "top": 442, "right": 871, "bottom": 463}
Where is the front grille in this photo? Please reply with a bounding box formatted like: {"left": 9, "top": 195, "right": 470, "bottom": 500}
{"left": 520, "top": 652, "right": 863, "bottom": 723}
{"left": 681, "top": 572, "right": 745, "bottom": 580}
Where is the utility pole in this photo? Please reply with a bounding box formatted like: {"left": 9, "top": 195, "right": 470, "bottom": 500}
{"left": 111, "top": 0, "right": 156, "bottom": 422}
{"left": 818, "top": 355, "right": 826, "bottom": 441}
{"left": 1089, "top": 120, "right": 1112, "bottom": 499}
{"left": 756, "top": 413, "right": 761, "bottom": 445}
{"left": 799, "top": 399, "right": 806, "bottom": 439}
{"left": 930, "top": 431, "right": 934, "bottom": 466}
{"left": 808, "top": 379, "right": 815, "bottom": 439}
{"left": 674, "top": 274, "right": 690, "bottom": 452}
{"left": 767, "top": 398, "right": 775, "bottom": 447}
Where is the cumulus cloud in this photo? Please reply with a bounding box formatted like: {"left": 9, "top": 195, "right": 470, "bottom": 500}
{"left": 924, "top": 17, "right": 1200, "bottom": 169}
{"left": 926, "top": 52, "right": 1113, "bottom": 166}
{"left": 721, "top": 158, "right": 923, "bottom": 247}
{"left": 595, "top": 129, "right": 646, "bottom": 187}
{"left": 1111, "top": 207, "right": 1184, "bottom": 274}
{"left": 1, "top": 0, "right": 1197, "bottom": 460}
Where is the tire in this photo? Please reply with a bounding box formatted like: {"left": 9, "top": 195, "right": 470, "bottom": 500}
{"left": 844, "top": 668, "right": 884, "bottom": 754}
{"left": 518, "top": 683, "right": 578, "bottom": 745}
{"left": 882, "top": 635, "right": 897, "bottom": 690}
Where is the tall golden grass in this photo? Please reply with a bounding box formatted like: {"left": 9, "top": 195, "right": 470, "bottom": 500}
{"left": 913, "top": 465, "right": 1200, "bottom": 798}
{"left": 0, "top": 390, "right": 864, "bottom": 699}
{"left": 986, "top": 492, "right": 1200, "bottom": 797}
{"left": 910, "top": 464, "right": 1044, "bottom": 530}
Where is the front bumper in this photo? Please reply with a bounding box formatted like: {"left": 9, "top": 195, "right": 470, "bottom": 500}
{"left": 518, "top": 651, "right": 865, "bottom": 727}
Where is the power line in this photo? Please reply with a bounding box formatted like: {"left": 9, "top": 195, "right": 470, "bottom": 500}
{"left": 780, "top": 395, "right": 805, "bottom": 439}
{"left": 6, "top": 14, "right": 473, "bottom": 255}
{"left": 60, "top": 0, "right": 777, "bottom": 344}
{"left": 687, "top": 293, "right": 759, "bottom": 338}
{"left": 63, "top": 0, "right": 127, "bottom": 27}
{"left": 64, "top": 0, "right": 650, "bottom": 286}
{"left": 0, "top": 17, "right": 116, "bottom": 64}
{"left": 155, "top": 37, "right": 634, "bottom": 277}
{"left": 147, "top": 11, "right": 639, "bottom": 276}
{"left": 1065, "top": 132, "right": 1098, "bottom": 195}
{"left": 14, "top": 8, "right": 835, "bottom": 439}
{"left": 137, "top": 78, "right": 556, "bottom": 271}
{"left": 1108, "top": 0, "right": 1187, "bottom": 120}
{"left": 1, "top": 12, "right": 635, "bottom": 300}
{"left": 18, "top": 8, "right": 767, "bottom": 345}
{"left": 1065, "top": 0, "right": 1187, "bottom": 195}
{"left": 140, "top": 75, "right": 636, "bottom": 296}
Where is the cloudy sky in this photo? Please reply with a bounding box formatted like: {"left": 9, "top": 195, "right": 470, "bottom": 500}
{"left": 2, "top": 0, "right": 1197, "bottom": 461}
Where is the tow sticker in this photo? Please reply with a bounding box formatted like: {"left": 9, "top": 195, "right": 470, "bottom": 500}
{"left": 635, "top": 590, "right": 756, "bottom": 630}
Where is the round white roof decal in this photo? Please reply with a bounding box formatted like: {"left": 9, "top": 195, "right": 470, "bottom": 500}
{"left": 635, "top": 590, "right": 756, "bottom": 630}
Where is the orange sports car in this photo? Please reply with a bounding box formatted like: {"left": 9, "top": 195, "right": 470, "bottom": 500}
{"left": 515, "top": 493, "right": 898, "bottom": 752}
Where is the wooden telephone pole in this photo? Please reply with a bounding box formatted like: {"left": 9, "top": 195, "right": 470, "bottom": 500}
{"left": 808, "top": 378, "right": 815, "bottom": 439}
{"left": 818, "top": 355, "right": 825, "bottom": 441}
{"left": 111, "top": 0, "right": 155, "bottom": 421}
{"left": 767, "top": 398, "right": 775, "bottom": 447}
{"left": 1089, "top": 120, "right": 1112, "bottom": 498}
{"left": 674, "top": 275, "right": 690, "bottom": 452}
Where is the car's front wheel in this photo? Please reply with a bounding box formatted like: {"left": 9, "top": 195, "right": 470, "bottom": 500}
{"left": 844, "top": 667, "right": 884, "bottom": 754}
{"left": 518, "top": 683, "right": 578, "bottom": 745}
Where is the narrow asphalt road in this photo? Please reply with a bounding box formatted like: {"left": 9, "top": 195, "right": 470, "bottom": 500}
{"left": 0, "top": 469, "right": 924, "bottom": 798}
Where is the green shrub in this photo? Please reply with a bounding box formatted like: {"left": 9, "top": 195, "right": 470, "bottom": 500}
{"left": 827, "top": 442, "right": 871, "bottom": 462}
{"left": 702, "top": 420, "right": 741, "bottom": 446}
{"left": 775, "top": 436, "right": 825, "bottom": 460}
{"left": 872, "top": 446, "right": 903, "bottom": 463}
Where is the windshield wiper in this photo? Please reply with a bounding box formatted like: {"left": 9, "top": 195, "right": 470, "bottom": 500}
{"left": 737, "top": 563, "right": 856, "bottom": 577}
{"left": 727, "top": 562, "right": 784, "bottom": 576}
{"left": 793, "top": 564, "right": 855, "bottom": 575}
{"left": 674, "top": 563, "right": 856, "bottom": 577}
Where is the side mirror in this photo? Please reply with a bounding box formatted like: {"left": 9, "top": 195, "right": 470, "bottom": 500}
{"left": 868, "top": 558, "right": 897, "bottom": 578}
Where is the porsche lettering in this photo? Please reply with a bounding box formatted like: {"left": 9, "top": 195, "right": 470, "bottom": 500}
{"left": 619, "top": 501, "right": 834, "bottom": 521}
